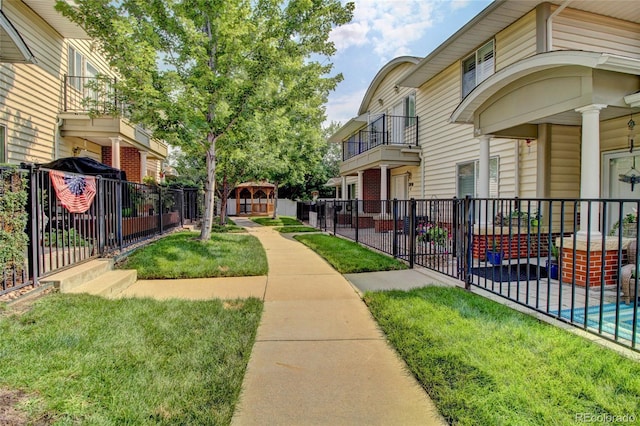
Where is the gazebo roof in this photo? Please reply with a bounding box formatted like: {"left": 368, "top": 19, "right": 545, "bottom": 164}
{"left": 236, "top": 181, "right": 276, "bottom": 189}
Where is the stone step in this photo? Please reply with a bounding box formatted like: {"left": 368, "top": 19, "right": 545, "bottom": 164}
{"left": 41, "top": 259, "right": 114, "bottom": 293}
{"left": 66, "top": 269, "right": 138, "bottom": 299}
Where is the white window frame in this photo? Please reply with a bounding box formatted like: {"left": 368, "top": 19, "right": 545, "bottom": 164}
{"left": 404, "top": 93, "right": 416, "bottom": 128}
{"left": 462, "top": 40, "right": 495, "bottom": 98}
{"left": 68, "top": 46, "right": 84, "bottom": 90}
{"left": 456, "top": 156, "right": 499, "bottom": 198}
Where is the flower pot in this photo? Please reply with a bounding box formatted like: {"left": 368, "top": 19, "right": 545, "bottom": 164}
{"left": 546, "top": 260, "right": 559, "bottom": 280}
{"left": 486, "top": 250, "right": 503, "bottom": 265}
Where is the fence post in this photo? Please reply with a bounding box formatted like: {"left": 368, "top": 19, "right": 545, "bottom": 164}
{"left": 116, "top": 180, "right": 123, "bottom": 251}
{"left": 333, "top": 201, "right": 337, "bottom": 236}
{"left": 392, "top": 198, "right": 398, "bottom": 258}
{"left": 409, "top": 198, "right": 416, "bottom": 268}
{"left": 158, "top": 187, "right": 164, "bottom": 234}
{"left": 464, "top": 195, "right": 472, "bottom": 290}
{"left": 96, "top": 176, "right": 105, "bottom": 255}
{"left": 355, "top": 199, "right": 359, "bottom": 243}
{"left": 25, "top": 165, "right": 39, "bottom": 286}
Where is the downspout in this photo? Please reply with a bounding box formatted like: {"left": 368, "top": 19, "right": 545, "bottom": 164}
{"left": 54, "top": 117, "right": 63, "bottom": 159}
{"left": 419, "top": 151, "right": 425, "bottom": 199}
{"left": 514, "top": 140, "right": 520, "bottom": 198}
{"left": 546, "top": 0, "right": 573, "bottom": 51}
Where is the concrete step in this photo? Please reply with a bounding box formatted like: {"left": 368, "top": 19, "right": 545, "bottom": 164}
{"left": 42, "top": 259, "right": 114, "bottom": 293}
{"left": 66, "top": 269, "right": 138, "bottom": 299}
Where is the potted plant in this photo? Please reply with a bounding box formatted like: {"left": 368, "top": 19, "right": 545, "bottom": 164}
{"left": 546, "top": 242, "right": 559, "bottom": 280}
{"left": 486, "top": 238, "right": 503, "bottom": 265}
{"left": 530, "top": 210, "right": 541, "bottom": 228}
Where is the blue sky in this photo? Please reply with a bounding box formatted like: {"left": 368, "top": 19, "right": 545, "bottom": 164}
{"left": 325, "top": 0, "right": 493, "bottom": 126}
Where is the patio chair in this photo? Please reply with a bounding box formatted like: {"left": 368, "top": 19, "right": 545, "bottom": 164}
{"left": 621, "top": 240, "right": 638, "bottom": 304}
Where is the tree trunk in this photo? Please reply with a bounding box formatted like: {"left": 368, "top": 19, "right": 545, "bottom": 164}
{"left": 219, "top": 176, "right": 229, "bottom": 225}
{"left": 272, "top": 181, "right": 279, "bottom": 219}
{"left": 199, "top": 138, "right": 216, "bottom": 240}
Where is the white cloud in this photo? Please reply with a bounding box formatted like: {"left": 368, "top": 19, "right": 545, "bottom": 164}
{"left": 325, "top": 88, "right": 368, "bottom": 125}
{"left": 450, "top": 0, "right": 471, "bottom": 11}
{"left": 330, "top": 0, "right": 438, "bottom": 60}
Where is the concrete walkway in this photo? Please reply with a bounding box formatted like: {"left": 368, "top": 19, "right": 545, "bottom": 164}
{"left": 230, "top": 218, "right": 445, "bottom": 425}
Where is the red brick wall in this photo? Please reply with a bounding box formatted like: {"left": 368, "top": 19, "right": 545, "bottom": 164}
{"left": 100, "top": 146, "right": 141, "bottom": 183}
{"left": 560, "top": 248, "right": 619, "bottom": 287}
{"left": 363, "top": 169, "right": 382, "bottom": 213}
{"left": 121, "top": 147, "right": 141, "bottom": 183}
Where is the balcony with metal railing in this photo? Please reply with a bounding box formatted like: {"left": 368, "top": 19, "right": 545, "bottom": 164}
{"left": 60, "top": 75, "right": 167, "bottom": 159}
{"left": 340, "top": 114, "right": 420, "bottom": 175}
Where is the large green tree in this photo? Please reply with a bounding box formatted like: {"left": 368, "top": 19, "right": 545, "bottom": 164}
{"left": 57, "top": 0, "right": 353, "bottom": 239}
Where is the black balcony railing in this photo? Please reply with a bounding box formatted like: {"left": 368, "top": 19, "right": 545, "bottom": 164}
{"left": 342, "top": 114, "right": 418, "bottom": 161}
{"left": 63, "top": 75, "right": 127, "bottom": 115}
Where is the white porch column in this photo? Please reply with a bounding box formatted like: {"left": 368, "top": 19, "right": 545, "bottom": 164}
{"left": 380, "top": 164, "right": 388, "bottom": 201}
{"left": 140, "top": 151, "right": 148, "bottom": 182}
{"left": 335, "top": 186, "right": 339, "bottom": 199}
{"left": 575, "top": 104, "right": 607, "bottom": 237}
{"left": 341, "top": 176, "right": 347, "bottom": 200}
{"left": 110, "top": 137, "right": 121, "bottom": 170}
{"left": 357, "top": 171, "right": 364, "bottom": 212}
{"left": 477, "top": 135, "right": 491, "bottom": 224}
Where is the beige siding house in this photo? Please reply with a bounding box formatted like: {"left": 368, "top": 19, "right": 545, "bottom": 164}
{"left": 0, "top": 0, "right": 167, "bottom": 182}
{"left": 330, "top": 0, "right": 640, "bottom": 236}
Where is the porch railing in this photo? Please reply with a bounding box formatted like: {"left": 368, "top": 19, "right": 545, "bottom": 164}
{"left": 303, "top": 197, "right": 640, "bottom": 352}
{"left": 62, "top": 75, "right": 126, "bottom": 115}
{"left": 342, "top": 114, "right": 418, "bottom": 161}
{"left": 0, "top": 165, "right": 203, "bottom": 297}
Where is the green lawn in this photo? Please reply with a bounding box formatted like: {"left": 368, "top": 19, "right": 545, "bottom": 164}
{"left": 294, "top": 233, "right": 407, "bottom": 273}
{"left": 365, "top": 286, "right": 640, "bottom": 425}
{"left": 251, "top": 216, "right": 301, "bottom": 226}
{"left": 117, "top": 231, "right": 267, "bottom": 278}
{"left": 274, "top": 225, "right": 319, "bottom": 233}
{"left": 0, "top": 294, "right": 262, "bottom": 425}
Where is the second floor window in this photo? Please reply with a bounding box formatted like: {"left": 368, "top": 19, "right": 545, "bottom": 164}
{"left": 68, "top": 46, "right": 83, "bottom": 90}
{"left": 404, "top": 93, "right": 416, "bottom": 127}
{"left": 462, "top": 40, "right": 494, "bottom": 98}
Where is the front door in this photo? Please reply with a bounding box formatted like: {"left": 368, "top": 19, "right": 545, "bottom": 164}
{"left": 391, "top": 174, "right": 408, "bottom": 200}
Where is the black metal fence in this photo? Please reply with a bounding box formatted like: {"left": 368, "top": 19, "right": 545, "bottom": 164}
{"left": 303, "top": 197, "right": 640, "bottom": 351}
{"left": 0, "top": 165, "right": 203, "bottom": 297}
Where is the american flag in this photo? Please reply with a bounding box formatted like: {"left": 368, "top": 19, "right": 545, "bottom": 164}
{"left": 49, "top": 170, "right": 97, "bottom": 213}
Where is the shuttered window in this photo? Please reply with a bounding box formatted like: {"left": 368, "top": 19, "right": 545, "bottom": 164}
{"left": 462, "top": 40, "right": 495, "bottom": 98}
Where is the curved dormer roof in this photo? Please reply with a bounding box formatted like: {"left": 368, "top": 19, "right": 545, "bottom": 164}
{"left": 358, "top": 56, "right": 422, "bottom": 115}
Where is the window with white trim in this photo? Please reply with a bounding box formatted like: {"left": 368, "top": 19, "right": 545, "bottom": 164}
{"left": 0, "top": 125, "right": 6, "bottom": 163}
{"left": 68, "top": 46, "right": 83, "bottom": 90}
{"left": 404, "top": 93, "right": 416, "bottom": 127}
{"left": 457, "top": 156, "right": 499, "bottom": 198}
{"left": 462, "top": 40, "right": 495, "bottom": 98}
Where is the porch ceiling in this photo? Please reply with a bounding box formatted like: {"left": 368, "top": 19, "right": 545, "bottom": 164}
{"left": 0, "top": 10, "right": 35, "bottom": 63}
{"left": 22, "top": 0, "right": 88, "bottom": 39}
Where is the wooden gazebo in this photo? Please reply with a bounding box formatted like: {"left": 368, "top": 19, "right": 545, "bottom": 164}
{"left": 235, "top": 181, "right": 276, "bottom": 216}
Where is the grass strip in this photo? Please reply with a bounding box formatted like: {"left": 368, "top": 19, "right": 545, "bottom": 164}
{"left": 0, "top": 294, "right": 262, "bottom": 425}
{"left": 118, "top": 231, "right": 267, "bottom": 279}
{"left": 251, "top": 216, "right": 301, "bottom": 226}
{"left": 365, "top": 286, "right": 640, "bottom": 426}
{"left": 294, "top": 234, "right": 407, "bottom": 274}
{"left": 274, "top": 226, "right": 319, "bottom": 233}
